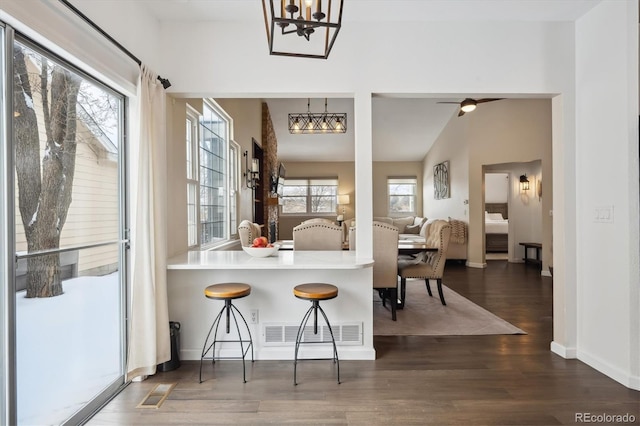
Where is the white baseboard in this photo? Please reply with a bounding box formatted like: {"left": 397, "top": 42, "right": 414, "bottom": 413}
{"left": 541, "top": 269, "right": 552, "bottom": 277}
{"left": 466, "top": 261, "right": 487, "bottom": 269}
{"left": 550, "top": 341, "right": 577, "bottom": 358}
{"left": 181, "top": 346, "right": 376, "bottom": 361}
{"left": 552, "top": 342, "right": 639, "bottom": 390}
{"left": 578, "top": 350, "right": 640, "bottom": 391}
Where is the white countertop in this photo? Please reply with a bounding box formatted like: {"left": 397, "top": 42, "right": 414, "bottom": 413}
{"left": 167, "top": 250, "right": 374, "bottom": 270}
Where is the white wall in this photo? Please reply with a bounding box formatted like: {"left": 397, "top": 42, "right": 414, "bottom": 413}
{"left": 574, "top": 1, "right": 640, "bottom": 389}
{"left": 0, "top": 0, "right": 159, "bottom": 95}
{"left": 423, "top": 114, "right": 469, "bottom": 222}
{"left": 7, "top": 0, "right": 638, "bottom": 389}
{"left": 485, "top": 173, "right": 508, "bottom": 203}
{"left": 506, "top": 161, "right": 543, "bottom": 262}
{"left": 424, "top": 99, "right": 552, "bottom": 269}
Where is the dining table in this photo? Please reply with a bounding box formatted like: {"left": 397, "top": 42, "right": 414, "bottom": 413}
{"left": 275, "top": 239, "right": 437, "bottom": 254}
{"left": 397, "top": 239, "right": 437, "bottom": 255}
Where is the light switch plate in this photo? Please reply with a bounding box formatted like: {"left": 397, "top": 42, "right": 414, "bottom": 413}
{"left": 594, "top": 205, "right": 614, "bottom": 223}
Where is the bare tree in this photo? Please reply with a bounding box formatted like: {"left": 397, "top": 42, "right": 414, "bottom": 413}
{"left": 310, "top": 185, "right": 336, "bottom": 213}
{"left": 14, "top": 45, "right": 81, "bottom": 298}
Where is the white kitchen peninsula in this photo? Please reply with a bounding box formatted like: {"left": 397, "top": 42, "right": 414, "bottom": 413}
{"left": 167, "top": 250, "right": 375, "bottom": 361}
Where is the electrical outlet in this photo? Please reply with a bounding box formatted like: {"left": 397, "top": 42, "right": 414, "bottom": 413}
{"left": 249, "top": 309, "right": 258, "bottom": 324}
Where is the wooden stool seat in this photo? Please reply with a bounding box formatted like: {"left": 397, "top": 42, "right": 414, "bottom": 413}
{"left": 205, "top": 283, "right": 251, "bottom": 300}
{"left": 293, "top": 283, "right": 338, "bottom": 301}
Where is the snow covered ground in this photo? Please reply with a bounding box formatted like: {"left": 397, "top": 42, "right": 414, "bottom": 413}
{"left": 16, "top": 272, "right": 122, "bottom": 426}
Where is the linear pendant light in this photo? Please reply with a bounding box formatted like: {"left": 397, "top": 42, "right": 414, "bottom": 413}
{"left": 288, "top": 98, "right": 347, "bottom": 134}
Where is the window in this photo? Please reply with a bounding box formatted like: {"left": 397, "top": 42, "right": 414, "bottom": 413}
{"left": 186, "top": 109, "right": 199, "bottom": 247}
{"left": 186, "top": 100, "right": 238, "bottom": 248}
{"left": 281, "top": 178, "right": 338, "bottom": 215}
{"left": 388, "top": 177, "right": 417, "bottom": 216}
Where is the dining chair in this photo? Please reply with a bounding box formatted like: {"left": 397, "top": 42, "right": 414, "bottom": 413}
{"left": 300, "top": 218, "right": 335, "bottom": 225}
{"left": 397, "top": 219, "right": 452, "bottom": 306}
{"left": 293, "top": 222, "right": 343, "bottom": 250}
{"left": 238, "top": 220, "right": 262, "bottom": 247}
{"left": 373, "top": 221, "right": 400, "bottom": 320}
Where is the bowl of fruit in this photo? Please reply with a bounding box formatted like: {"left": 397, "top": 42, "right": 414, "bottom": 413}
{"left": 242, "top": 237, "right": 280, "bottom": 258}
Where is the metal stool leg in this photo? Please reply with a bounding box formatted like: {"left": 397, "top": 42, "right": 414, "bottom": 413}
{"left": 199, "top": 304, "right": 226, "bottom": 383}
{"left": 293, "top": 305, "right": 315, "bottom": 385}
{"left": 293, "top": 300, "right": 340, "bottom": 385}
{"left": 230, "top": 304, "right": 254, "bottom": 363}
{"left": 200, "top": 299, "right": 254, "bottom": 384}
{"left": 317, "top": 303, "right": 340, "bottom": 384}
{"left": 229, "top": 303, "right": 254, "bottom": 383}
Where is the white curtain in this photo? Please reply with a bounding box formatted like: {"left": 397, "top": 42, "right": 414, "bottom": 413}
{"left": 127, "top": 65, "right": 170, "bottom": 380}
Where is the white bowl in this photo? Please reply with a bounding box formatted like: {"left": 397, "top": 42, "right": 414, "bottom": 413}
{"left": 242, "top": 245, "right": 280, "bottom": 258}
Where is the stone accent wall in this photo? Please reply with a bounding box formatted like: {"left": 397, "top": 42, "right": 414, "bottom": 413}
{"left": 261, "top": 102, "right": 279, "bottom": 241}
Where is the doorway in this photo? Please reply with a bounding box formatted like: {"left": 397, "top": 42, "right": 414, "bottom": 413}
{"left": 484, "top": 172, "right": 510, "bottom": 260}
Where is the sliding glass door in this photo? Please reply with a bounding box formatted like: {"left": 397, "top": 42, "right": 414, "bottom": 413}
{"left": 1, "top": 23, "right": 12, "bottom": 426}
{"left": 6, "top": 33, "right": 128, "bottom": 425}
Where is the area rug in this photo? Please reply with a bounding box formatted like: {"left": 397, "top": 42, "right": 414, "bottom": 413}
{"left": 373, "top": 280, "right": 526, "bottom": 336}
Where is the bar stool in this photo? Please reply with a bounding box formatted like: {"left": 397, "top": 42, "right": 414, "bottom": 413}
{"left": 292, "top": 283, "right": 340, "bottom": 385}
{"left": 199, "top": 283, "right": 254, "bottom": 383}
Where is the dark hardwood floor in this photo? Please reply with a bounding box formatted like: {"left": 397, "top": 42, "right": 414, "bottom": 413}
{"left": 88, "top": 261, "right": 639, "bottom": 425}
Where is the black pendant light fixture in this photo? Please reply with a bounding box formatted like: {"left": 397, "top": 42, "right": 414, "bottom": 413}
{"left": 262, "top": 0, "right": 344, "bottom": 59}
{"left": 288, "top": 98, "right": 347, "bottom": 134}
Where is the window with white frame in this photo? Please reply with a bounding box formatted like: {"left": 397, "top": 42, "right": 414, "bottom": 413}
{"left": 281, "top": 178, "right": 338, "bottom": 215}
{"left": 388, "top": 177, "right": 417, "bottom": 216}
{"left": 186, "top": 109, "right": 199, "bottom": 247}
{"left": 186, "top": 100, "right": 238, "bottom": 248}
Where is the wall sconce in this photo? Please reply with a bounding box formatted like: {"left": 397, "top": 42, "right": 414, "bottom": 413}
{"left": 537, "top": 179, "right": 542, "bottom": 200}
{"left": 519, "top": 174, "right": 530, "bottom": 191}
{"left": 244, "top": 150, "right": 260, "bottom": 189}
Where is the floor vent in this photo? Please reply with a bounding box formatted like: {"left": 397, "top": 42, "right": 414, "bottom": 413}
{"left": 136, "top": 383, "right": 176, "bottom": 409}
{"left": 263, "top": 322, "right": 362, "bottom": 346}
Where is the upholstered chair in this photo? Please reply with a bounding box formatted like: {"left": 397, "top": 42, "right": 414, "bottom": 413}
{"left": 343, "top": 218, "right": 356, "bottom": 245}
{"left": 398, "top": 219, "right": 452, "bottom": 306}
{"left": 348, "top": 225, "right": 356, "bottom": 251}
{"left": 373, "top": 221, "right": 400, "bottom": 320}
{"left": 238, "top": 220, "right": 262, "bottom": 247}
{"left": 301, "top": 218, "right": 335, "bottom": 225}
{"left": 293, "top": 222, "right": 343, "bottom": 250}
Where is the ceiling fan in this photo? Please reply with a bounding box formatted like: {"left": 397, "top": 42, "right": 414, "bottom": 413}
{"left": 437, "top": 98, "right": 503, "bottom": 117}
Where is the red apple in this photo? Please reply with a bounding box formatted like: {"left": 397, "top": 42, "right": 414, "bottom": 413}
{"left": 252, "top": 237, "right": 268, "bottom": 247}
